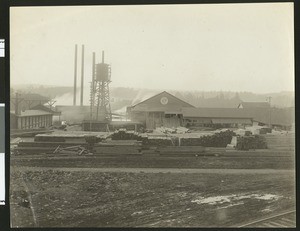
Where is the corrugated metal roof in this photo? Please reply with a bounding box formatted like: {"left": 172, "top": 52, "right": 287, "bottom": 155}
{"left": 183, "top": 107, "right": 294, "bottom": 126}
{"left": 31, "top": 104, "right": 61, "bottom": 115}
{"left": 182, "top": 108, "right": 252, "bottom": 118}
{"left": 248, "top": 107, "right": 294, "bottom": 126}
{"left": 131, "top": 106, "right": 185, "bottom": 113}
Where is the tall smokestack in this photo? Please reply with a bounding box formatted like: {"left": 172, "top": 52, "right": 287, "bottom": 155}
{"left": 102, "top": 50, "right": 104, "bottom": 63}
{"left": 80, "top": 44, "right": 85, "bottom": 106}
{"left": 73, "top": 44, "right": 78, "bottom": 106}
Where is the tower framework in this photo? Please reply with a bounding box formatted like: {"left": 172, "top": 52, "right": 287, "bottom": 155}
{"left": 90, "top": 51, "right": 112, "bottom": 122}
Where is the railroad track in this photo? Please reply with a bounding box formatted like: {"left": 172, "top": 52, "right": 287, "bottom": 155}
{"left": 238, "top": 210, "right": 296, "bottom": 228}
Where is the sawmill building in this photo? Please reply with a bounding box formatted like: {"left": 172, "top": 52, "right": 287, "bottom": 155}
{"left": 127, "top": 91, "right": 294, "bottom": 130}
{"left": 127, "top": 92, "right": 253, "bottom": 129}
{"left": 127, "top": 91, "right": 195, "bottom": 129}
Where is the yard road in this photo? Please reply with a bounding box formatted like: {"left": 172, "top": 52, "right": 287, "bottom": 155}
{"left": 13, "top": 166, "right": 295, "bottom": 175}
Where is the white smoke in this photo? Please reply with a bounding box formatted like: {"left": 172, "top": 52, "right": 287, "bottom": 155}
{"left": 54, "top": 86, "right": 91, "bottom": 106}
{"left": 131, "top": 89, "right": 159, "bottom": 106}
{"left": 113, "top": 106, "right": 127, "bottom": 115}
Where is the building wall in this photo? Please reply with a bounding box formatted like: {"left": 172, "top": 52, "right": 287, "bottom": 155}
{"left": 183, "top": 117, "right": 212, "bottom": 127}
{"left": 183, "top": 117, "right": 253, "bottom": 128}
{"left": 163, "top": 114, "right": 182, "bottom": 128}
{"left": 144, "top": 112, "right": 182, "bottom": 129}
{"left": 15, "top": 115, "right": 53, "bottom": 129}
{"left": 145, "top": 112, "right": 164, "bottom": 129}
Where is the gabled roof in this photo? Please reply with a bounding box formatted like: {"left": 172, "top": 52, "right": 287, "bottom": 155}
{"left": 30, "top": 104, "right": 61, "bottom": 115}
{"left": 182, "top": 108, "right": 253, "bottom": 119}
{"left": 238, "top": 102, "right": 270, "bottom": 108}
{"left": 130, "top": 91, "right": 195, "bottom": 112}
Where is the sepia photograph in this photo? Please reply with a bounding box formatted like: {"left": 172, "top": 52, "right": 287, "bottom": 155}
{"left": 9, "top": 3, "right": 295, "bottom": 228}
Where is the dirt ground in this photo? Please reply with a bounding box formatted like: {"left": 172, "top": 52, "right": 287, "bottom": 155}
{"left": 11, "top": 154, "right": 295, "bottom": 169}
{"left": 10, "top": 166, "right": 295, "bottom": 227}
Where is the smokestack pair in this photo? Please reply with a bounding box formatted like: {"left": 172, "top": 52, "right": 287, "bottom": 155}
{"left": 73, "top": 44, "right": 84, "bottom": 106}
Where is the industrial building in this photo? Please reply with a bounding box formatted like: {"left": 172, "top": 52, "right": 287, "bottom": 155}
{"left": 127, "top": 91, "right": 294, "bottom": 130}
{"left": 182, "top": 108, "right": 253, "bottom": 129}
{"left": 10, "top": 110, "right": 53, "bottom": 130}
{"left": 10, "top": 94, "right": 60, "bottom": 130}
{"left": 127, "top": 91, "right": 195, "bottom": 129}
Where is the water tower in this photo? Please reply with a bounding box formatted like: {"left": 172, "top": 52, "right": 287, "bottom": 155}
{"left": 90, "top": 51, "right": 112, "bottom": 121}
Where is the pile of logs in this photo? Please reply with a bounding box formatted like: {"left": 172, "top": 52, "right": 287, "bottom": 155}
{"left": 180, "top": 130, "right": 235, "bottom": 147}
{"left": 236, "top": 135, "right": 268, "bottom": 150}
{"left": 111, "top": 129, "right": 140, "bottom": 140}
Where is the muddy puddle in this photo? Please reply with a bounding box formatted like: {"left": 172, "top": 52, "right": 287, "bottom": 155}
{"left": 191, "top": 193, "right": 282, "bottom": 208}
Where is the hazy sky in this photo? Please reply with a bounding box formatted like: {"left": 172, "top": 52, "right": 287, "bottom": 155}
{"left": 10, "top": 3, "right": 294, "bottom": 93}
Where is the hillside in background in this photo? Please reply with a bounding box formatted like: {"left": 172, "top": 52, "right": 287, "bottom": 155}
{"left": 11, "top": 85, "right": 294, "bottom": 113}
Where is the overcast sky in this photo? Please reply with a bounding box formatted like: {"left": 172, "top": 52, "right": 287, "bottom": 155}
{"left": 10, "top": 3, "right": 294, "bottom": 93}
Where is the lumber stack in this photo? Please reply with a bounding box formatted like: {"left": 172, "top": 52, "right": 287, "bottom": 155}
{"left": 180, "top": 130, "right": 235, "bottom": 147}
{"left": 111, "top": 129, "right": 140, "bottom": 140}
{"left": 235, "top": 135, "right": 267, "bottom": 150}
{"left": 14, "top": 141, "right": 89, "bottom": 155}
{"left": 141, "top": 136, "right": 178, "bottom": 146}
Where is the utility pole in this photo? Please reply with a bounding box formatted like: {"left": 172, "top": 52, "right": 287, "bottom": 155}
{"left": 266, "top": 96, "right": 272, "bottom": 128}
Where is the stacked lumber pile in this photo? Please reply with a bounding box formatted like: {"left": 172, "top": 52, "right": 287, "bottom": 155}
{"left": 141, "top": 136, "right": 177, "bottom": 146}
{"left": 14, "top": 141, "right": 88, "bottom": 154}
{"left": 111, "top": 129, "right": 140, "bottom": 140}
{"left": 34, "top": 135, "right": 66, "bottom": 142}
{"left": 180, "top": 130, "right": 235, "bottom": 147}
{"left": 235, "top": 135, "right": 267, "bottom": 150}
{"left": 94, "top": 140, "right": 142, "bottom": 155}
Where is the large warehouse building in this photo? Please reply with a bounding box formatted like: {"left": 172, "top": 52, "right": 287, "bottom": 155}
{"left": 127, "top": 91, "right": 294, "bottom": 130}
{"left": 127, "top": 91, "right": 195, "bottom": 129}
{"left": 182, "top": 108, "right": 253, "bottom": 129}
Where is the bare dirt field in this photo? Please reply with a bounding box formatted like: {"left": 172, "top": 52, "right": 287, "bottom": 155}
{"left": 11, "top": 153, "right": 294, "bottom": 170}
{"left": 10, "top": 163, "right": 295, "bottom": 227}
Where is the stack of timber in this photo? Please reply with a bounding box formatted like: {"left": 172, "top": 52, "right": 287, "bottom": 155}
{"left": 141, "top": 136, "right": 178, "bottom": 146}
{"left": 34, "top": 133, "right": 107, "bottom": 143}
{"left": 14, "top": 141, "right": 88, "bottom": 154}
{"left": 180, "top": 130, "right": 235, "bottom": 147}
{"left": 93, "top": 140, "right": 142, "bottom": 155}
{"left": 111, "top": 129, "right": 140, "bottom": 140}
{"left": 15, "top": 132, "right": 108, "bottom": 155}
{"left": 235, "top": 135, "right": 267, "bottom": 150}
